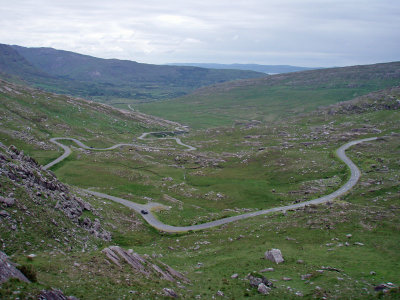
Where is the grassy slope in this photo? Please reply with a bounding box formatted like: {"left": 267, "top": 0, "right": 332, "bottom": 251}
{"left": 1, "top": 79, "right": 399, "bottom": 299}
{"left": 0, "top": 79, "right": 169, "bottom": 166}
{"left": 137, "top": 62, "right": 400, "bottom": 128}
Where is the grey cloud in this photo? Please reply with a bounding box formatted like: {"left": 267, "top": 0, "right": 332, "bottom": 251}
{"left": 0, "top": 0, "right": 399, "bottom": 67}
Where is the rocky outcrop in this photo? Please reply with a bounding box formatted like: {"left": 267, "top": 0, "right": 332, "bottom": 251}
{"left": 38, "top": 289, "right": 78, "bottom": 300}
{"left": 0, "top": 251, "right": 30, "bottom": 284}
{"left": 0, "top": 143, "right": 111, "bottom": 241}
{"left": 102, "top": 246, "right": 189, "bottom": 283}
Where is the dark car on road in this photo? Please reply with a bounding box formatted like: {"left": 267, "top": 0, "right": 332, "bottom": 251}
{"left": 141, "top": 209, "right": 148, "bottom": 215}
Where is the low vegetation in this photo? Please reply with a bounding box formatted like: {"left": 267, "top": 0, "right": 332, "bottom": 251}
{"left": 0, "top": 63, "right": 399, "bottom": 299}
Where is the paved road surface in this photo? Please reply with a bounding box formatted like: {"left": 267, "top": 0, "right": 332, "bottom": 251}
{"left": 43, "top": 135, "right": 377, "bottom": 232}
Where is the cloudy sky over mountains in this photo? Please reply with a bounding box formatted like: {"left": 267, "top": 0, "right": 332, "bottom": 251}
{"left": 1, "top": 0, "right": 399, "bottom": 67}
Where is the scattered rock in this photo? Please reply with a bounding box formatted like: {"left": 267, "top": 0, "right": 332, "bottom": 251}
{"left": 374, "top": 282, "right": 397, "bottom": 292}
{"left": 321, "top": 266, "right": 342, "bottom": 272}
{"left": 216, "top": 290, "right": 224, "bottom": 297}
{"left": 264, "top": 248, "right": 284, "bottom": 264}
{"left": 296, "top": 259, "right": 304, "bottom": 264}
{"left": 231, "top": 273, "right": 239, "bottom": 279}
{"left": 0, "top": 251, "right": 30, "bottom": 284}
{"left": 346, "top": 234, "right": 352, "bottom": 238}
{"left": 354, "top": 242, "right": 364, "bottom": 246}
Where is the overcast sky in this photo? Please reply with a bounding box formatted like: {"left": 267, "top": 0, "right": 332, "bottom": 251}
{"left": 1, "top": 0, "right": 399, "bottom": 67}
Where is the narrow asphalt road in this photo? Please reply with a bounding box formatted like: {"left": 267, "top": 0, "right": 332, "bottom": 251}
{"left": 43, "top": 135, "right": 377, "bottom": 232}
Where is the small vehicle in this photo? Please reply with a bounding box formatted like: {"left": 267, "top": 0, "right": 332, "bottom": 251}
{"left": 140, "top": 209, "right": 149, "bottom": 215}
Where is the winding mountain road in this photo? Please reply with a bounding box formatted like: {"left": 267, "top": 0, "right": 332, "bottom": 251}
{"left": 43, "top": 134, "right": 377, "bottom": 233}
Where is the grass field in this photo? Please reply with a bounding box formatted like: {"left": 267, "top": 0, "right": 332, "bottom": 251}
{"left": 1, "top": 75, "right": 399, "bottom": 298}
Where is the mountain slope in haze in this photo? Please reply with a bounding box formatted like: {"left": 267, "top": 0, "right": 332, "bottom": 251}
{"left": 168, "top": 63, "right": 317, "bottom": 74}
{"left": 8, "top": 44, "right": 265, "bottom": 101}
{"left": 137, "top": 61, "right": 400, "bottom": 128}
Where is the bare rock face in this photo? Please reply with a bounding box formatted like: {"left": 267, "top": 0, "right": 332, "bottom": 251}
{"left": 264, "top": 248, "right": 284, "bottom": 264}
{"left": 38, "top": 289, "right": 79, "bottom": 300}
{"left": 102, "top": 246, "right": 189, "bottom": 283}
{"left": 0, "top": 143, "right": 111, "bottom": 241}
{"left": 0, "top": 251, "right": 30, "bottom": 284}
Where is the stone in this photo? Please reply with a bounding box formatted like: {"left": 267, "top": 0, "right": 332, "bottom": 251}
{"left": 260, "top": 267, "right": 274, "bottom": 272}
{"left": 264, "top": 248, "right": 284, "bottom": 264}
{"left": 0, "top": 196, "right": 15, "bottom": 207}
{"left": 27, "top": 253, "right": 37, "bottom": 261}
{"left": 0, "top": 210, "right": 10, "bottom": 218}
{"left": 216, "top": 290, "right": 224, "bottom": 297}
{"left": 248, "top": 274, "right": 273, "bottom": 288}
{"left": 0, "top": 251, "right": 30, "bottom": 284}
{"left": 282, "top": 277, "right": 292, "bottom": 281}
{"left": 296, "top": 259, "right": 304, "bottom": 264}
{"left": 163, "top": 288, "right": 178, "bottom": 298}
{"left": 231, "top": 273, "right": 239, "bottom": 279}
{"left": 301, "top": 274, "right": 313, "bottom": 280}
{"left": 257, "top": 283, "right": 271, "bottom": 294}
{"left": 346, "top": 234, "right": 352, "bottom": 238}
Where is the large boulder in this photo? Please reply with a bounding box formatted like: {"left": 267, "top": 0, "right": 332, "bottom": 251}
{"left": 264, "top": 248, "right": 284, "bottom": 264}
{"left": 0, "top": 251, "right": 30, "bottom": 284}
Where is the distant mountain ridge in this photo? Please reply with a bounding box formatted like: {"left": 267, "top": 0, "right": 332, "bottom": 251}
{"left": 0, "top": 43, "right": 266, "bottom": 101}
{"left": 167, "top": 63, "right": 317, "bottom": 74}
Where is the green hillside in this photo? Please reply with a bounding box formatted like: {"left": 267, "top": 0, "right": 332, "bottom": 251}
{"left": 7, "top": 44, "right": 265, "bottom": 101}
{"left": 137, "top": 61, "right": 400, "bottom": 128}
{"left": 1, "top": 71, "right": 399, "bottom": 298}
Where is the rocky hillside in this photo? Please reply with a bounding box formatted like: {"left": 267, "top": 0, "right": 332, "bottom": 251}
{"left": 323, "top": 86, "right": 400, "bottom": 115}
{"left": 0, "top": 143, "right": 111, "bottom": 254}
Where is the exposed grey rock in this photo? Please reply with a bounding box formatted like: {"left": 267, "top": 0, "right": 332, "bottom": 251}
{"left": 102, "top": 246, "right": 189, "bottom": 283}
{"left": 283, "top": 277, "right": 292, "bottom": 281}
{"left": 0, "top": 210, "right": 10, "bottom": 218}
{"left": 247, "top": 274, "right": 274, "bottom": 288}
{"left": 260, "top": 267, "right": 274, "bottom": 272}
{"left": 257, "top": 283, "right": 271, "bottom": 294}
{"left": 0, "top": 196, "right": 15, "bottom": 207}
{"left": 163, "top": 288, "right": 178, "bottom": 298}
{"left": 38, "top": 289, "right": 78, "bottom": 300}
{"left": 0, "top": 251, "right": 30, "bottom": 284}
{"left": 301, "top": 274, "right": 313, "bottom": 280}
{"left": 264, "top": 248, "right": 284, "bottom": 264}
{"left": 216, "top": 290, "right": 224, "bottom": 297}
{"left": 231, "top": 273, "right": 239, "bottom": 279}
